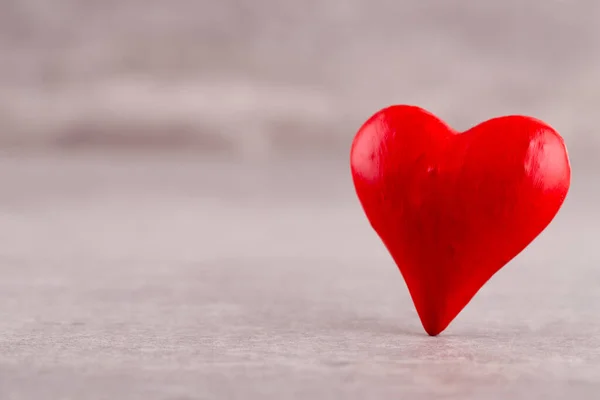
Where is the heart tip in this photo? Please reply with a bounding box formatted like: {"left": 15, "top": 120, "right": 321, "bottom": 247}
{"left": 422, "top": 321, "right": 449, "bottom": 337}
{"left": 425, "top": 329, "right": 442, "bottom": 337}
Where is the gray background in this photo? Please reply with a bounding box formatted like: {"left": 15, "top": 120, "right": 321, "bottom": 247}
{"left": 1, "top": 0, "right": 599, "bottom": 399}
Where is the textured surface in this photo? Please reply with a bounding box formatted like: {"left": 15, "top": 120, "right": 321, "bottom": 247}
{"left": 0, "top": 153, "right": 598, "bottom": 399}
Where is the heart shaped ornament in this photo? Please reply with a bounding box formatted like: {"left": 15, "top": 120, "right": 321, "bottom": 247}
{"left": 350, "top": 105, "right": 571, "bottom": 336}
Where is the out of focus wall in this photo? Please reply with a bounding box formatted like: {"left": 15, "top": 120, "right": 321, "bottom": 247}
{"left": 2, "top": 0, "right": 600, "bottom": 159}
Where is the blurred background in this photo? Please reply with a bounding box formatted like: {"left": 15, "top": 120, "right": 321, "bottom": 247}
{"left": 1, "top": 1, "right": 600, "bottom": 399}
{"left": 3, "top": 0, "right": 600, "bottom": 160}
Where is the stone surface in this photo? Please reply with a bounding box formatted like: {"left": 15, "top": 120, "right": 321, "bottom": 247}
{"left": 0, "top": 153, "right": 598, "bottom": 399}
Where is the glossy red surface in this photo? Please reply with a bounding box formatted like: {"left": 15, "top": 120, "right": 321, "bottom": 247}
{"left": 350, "top": 105, "right": 571, "bottom": 336}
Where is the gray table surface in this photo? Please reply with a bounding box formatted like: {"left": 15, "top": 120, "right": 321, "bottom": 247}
{"left": 0, "top": 153, "right": 598, "bottom": 399}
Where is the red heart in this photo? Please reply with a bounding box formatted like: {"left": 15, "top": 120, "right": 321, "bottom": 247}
{"left": 350, "top": 105, "right": 571, "bottom": 336}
